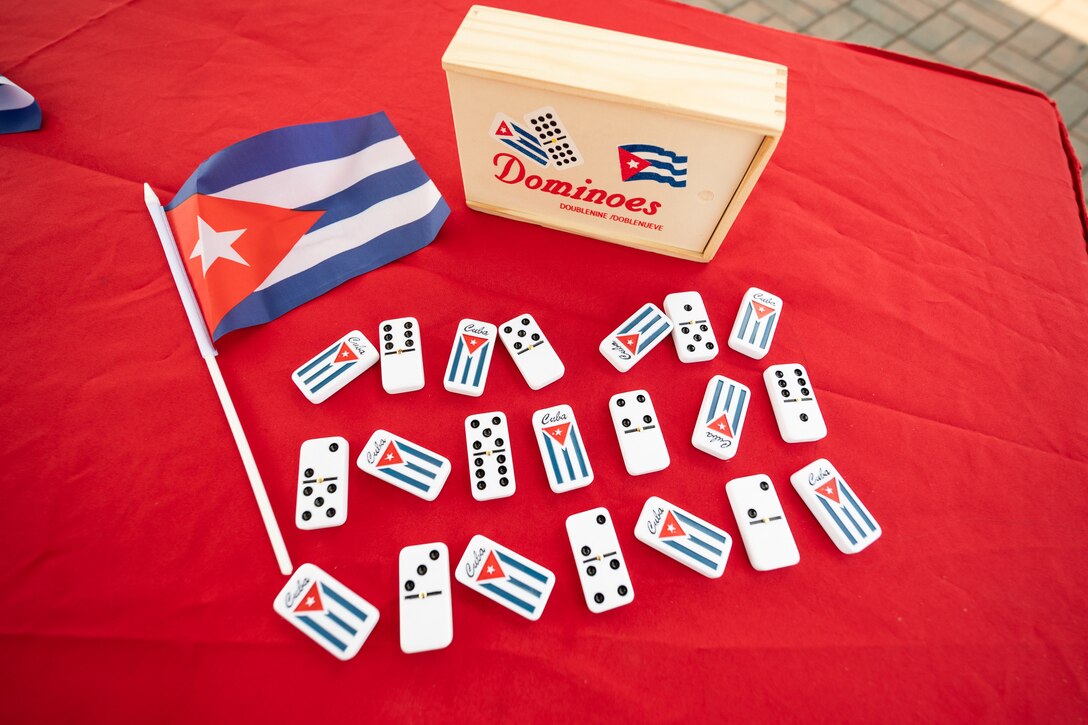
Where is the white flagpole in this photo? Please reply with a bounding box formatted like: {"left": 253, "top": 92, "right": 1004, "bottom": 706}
{"left": 143, "top": 183, "right": 293, "bottom": 576}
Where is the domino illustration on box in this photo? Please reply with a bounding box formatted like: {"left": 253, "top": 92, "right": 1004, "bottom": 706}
{"left": 292, "top": 330, "right": 378, "bottom": 404}
{"left": 728, "top": 287, "right": 782, "bottom": 359}
{"left": 691, "top": 375, "right": 750, "bottom": 460}
{"left": 444, "top": 319, "right": 497, "bottom": 396}
{"left": 295, "top": 437, "right": 349, "bottom": 530}
{"left": 523, "top": 106, "right": 583, "bottom": 168}
{"left": 763, "top": 363, "right": 827, "bottom": 443}
{"left": 599, "top": 303, "right": 674, "bottom": 373}
{"left": 790, "top": 459, "right": 881, "bottom": 554}
{"left": 608, "top": 390, "right": 669, "bottom": 475}
{"left": 273, "top": 563, "right": 379, "bottom": 661}
{"left": 465, "top": 412, "right": 516, "bottom": 500}
{"left": 532, "top": 404, "right": 593, "bottom": 493}
{"left": 725, "top": 474, "right": 800, "bottom": 572}
{"left": 379, "top": 317, "right": 424, "bottom": 394}
{"left": 490, "top": 112, "right": 548, "bottom": 167}
{"left": 399, "top": 543, "right": 454, "bottom": 653}
{"left": 663, "top": 291, "right": 719, "bottom": 363}
{"left": 565, "top": 508, "right": 633, "bottom": 613}
{"left": 357, "top": 430, "right": 450, "bottom": 502}
{"left": 455, "top": 534, "right": 556, "bottom": 620}
{"left": 498, "top": 313, "right": 564, "bottom": 390}
{"left": 634, "top": 496, "right": 732, "bottom": 578}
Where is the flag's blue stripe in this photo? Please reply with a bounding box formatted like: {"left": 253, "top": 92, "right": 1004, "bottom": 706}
{"left": 500, "top": 137, "right": 548, "bottom": 166}
{"left": 447, "top": 337, "right": 465, "bottom": 383}
{"left": 297, "top": 161, "right": 433, "bottom": 234}
{"left": 663, "top": 540, "right": 716, "bottom": 570}
{"left": 320, "top": 582, "right": 370, "bottom": 622}
{"left": 839, "top": 503, "right": 868, "bottom": 540}
{"left": 841, "top": 484, "right": 877, "bottom": 532}
{"left": 570, "top": 428, "right": 588, "bottom": 478}
{"left": 759, "top": 312, "right": 777, "bottom": 350}
{"left": 297, "top": 615, "right": 347, "bottom": 651}
{"left": 620, "top": 144, "right": 688, "bottom": 163}
{"left": 213, "top": 198, "right": 449, "bottom": 339}
{"left": 398, "top": 440, "right": 443, "bottom": 468}
{"left": 543, "top": 434, "right": 563, "bottom": 484}
{"left": 506, "top": 575, "right": 543, "bottom": 598}
{"left": 303, "top": 363, "right": 333, "bottom": 386}
{"left": 673, "top": 511, "right": 728, "bottom": 544}
{"left": 380, "top": 466, "right": 430, "bottom": 492}
{"left": 324, "top": 610, "right": 358, "bottom": 636}
{"left": 471, "top": 343, "right": 489, "bottom": 387}
{"left": 513, "top": 125, "right": 541, "bottom": 146}
{"left": 480, "top": 582, "right": 535, "bottom": 614}
{"left": 295, "top": 342, "right": 340, "bottom": 379}
{"left": 496, "top": 551, "right": 548, "bottom": 585}
{"left": 310, "top": 361, "right": 355, "bottom": 392}
{"left": 748, "top": 317, "right": 761, "bottom": 345}
{"left": 637, "top": 313, "right": 662, "bottom": 335}
{"left": 619, "top": 306, "right": 654, "bottom": 334}
{"left": 561, "top": 447, "right": 575, "bottom": 481}
{"left": 628, "top": 171, "right": 686, "bottom": 187}
{"left": 0, "top": 100, "right": 42, "bottom": 134}
{"left": 642, "top": 158, "right": 688, "bottom": 175}
{"left": 731, "top": 389, "right": 748, "bottom": 436}
{"left": 460, "top": 345, "right": 473, "bottom": 385}
{"left": 403, "top": 460, "right": 437, "bottom": 480}
{"left": 637, "top": 321, "right": 671, "bottom": 353}
{"left": 706, "top": 379, "right": 724, "bottom": 425}
{"left": 686, "top": 535, "right": 723, "bottom": 557}
{"left": 818, "top": 496, "right": 857, "bottom": 546}
{"left": 166, "top": 113, "right": 400, "bottom": 209}
{"left": 736, "top": 302, "right": 753, "bottom": 341}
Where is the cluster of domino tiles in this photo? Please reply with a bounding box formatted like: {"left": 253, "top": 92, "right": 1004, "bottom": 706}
{"left": 276, "top": 289, "right": 882, "bottom": 659}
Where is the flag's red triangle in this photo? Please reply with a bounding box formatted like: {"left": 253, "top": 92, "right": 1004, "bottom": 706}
{"left": 463, "top": 334, "right": 488, "bottom": 353}
{"left": 334, "top": 341, "right": 359, "bottom": 363}
{"left": 376, "top": 441, "right": 403, "bottom": 467}
{"left": 166, "top": 194, "right": 323, "bottom": 337}
{"left": 495, "top": 120, "right": 514, "bottom": 137}
{"left": 292, "top": 582, "right": 325, "bottom": 613}
{"left": 618, "top": 147, "right": 650, "bottom": 181}
{"left": 658, "top": 511, "right": 686, "bottom": 539}
{"left": 751, "top": 300, "right": 776, "bottom": 320}
{"left": 707, "top": 414, "right": 734, "bottom": 438}
{"left": 617, "top": 334, "right": 639, "bottom": 355}
{"left": 476, "top": 550, "right": 506, "bottom": 581}
{"left": 543, "top": 423, "right": 570, "bottom": 447}
{"left": 814, "top": 478, "right": 841, "bottom": 504}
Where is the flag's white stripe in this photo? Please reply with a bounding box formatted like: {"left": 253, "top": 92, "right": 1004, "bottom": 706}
{"left": 636, "top": 166, "right": 685, "bottom": 180}
{"left": 212, "top": 136, "right": 414, "bottom": 210}
{"left": 0, "top": 77, "right": 36, "bottom": 112}
{"left": 256, "top": 180, "right": 443, "bottom": 290}
{"left": 636, "top": 151, "right": 688, "bottom": 170}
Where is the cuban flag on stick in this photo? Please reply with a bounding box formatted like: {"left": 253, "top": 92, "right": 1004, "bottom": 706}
{"left": 156, "top": 112, "right": 449, "bottom": 341}
{"left": 617, "top": 144, "right": 687, "bottom": 187}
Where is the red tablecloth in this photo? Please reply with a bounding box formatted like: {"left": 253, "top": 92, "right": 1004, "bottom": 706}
{"left": 2, "top": 0, "right": 1086, "bottom": 721}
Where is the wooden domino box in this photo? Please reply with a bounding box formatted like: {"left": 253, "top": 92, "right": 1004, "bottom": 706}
{"left": 441, "top": 6, "right": 787, "bottom": 262}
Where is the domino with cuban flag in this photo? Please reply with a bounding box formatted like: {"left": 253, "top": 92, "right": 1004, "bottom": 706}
{"left": 357, "top": 429, "right": 451, "bottom": 502}
{"left": 634, "top": 496, "right": 732, "bottom": 578}
{"left": 455, "top": 535, "right": 556, "bottom": 621}
{"left": 444, "top": 318, "right": 497, "bottom": 396}
{"left": 598, "top": 303, "right": 674, "bottom": 373}
{"left": 691, "top": 375, "right": 750, "bottom": 461}
{"left": 292, "top": 330, "right": 378, "bottom": 404}
{"left": 273, "top": 563, "right": 380, "bottom": 660}
{"left": 790, "top": 459, "right": 881, "bottom": 554}
{"left": 532, "top": 404, "right": 593, "bottom": 493}
{"left": 728, "top": 287, "right": 782, "bottom": 360}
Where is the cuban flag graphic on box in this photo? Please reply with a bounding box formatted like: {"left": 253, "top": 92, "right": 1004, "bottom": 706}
{"left": 540, "top": 422, "right": 590, "bottom": 487}
{"left": 161, "top": 113, "right": 449, "bottom": 340}
{"left": 812, "top": 477, "right": 879, "bottom": 547}
{"left": 616, "top": 304, "right": 672, "bottom": 356}
{"left": 704, "top": 377, "right": 748, "bottom": 441}
{"left": 734, "top": 298, "right": 778, "bottom": 353}
{"left": 657, "top": 508, "right": 730, "bottom": 574}
{"left": 447, "top": 333, "right": 491, "bottom": 386}
{"left": 617, "top": 144, "right": 687, "bottom": 187}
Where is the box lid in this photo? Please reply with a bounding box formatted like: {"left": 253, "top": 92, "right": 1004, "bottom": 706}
{"left": 442, "top": 6, "right": 786, "bottom": 136}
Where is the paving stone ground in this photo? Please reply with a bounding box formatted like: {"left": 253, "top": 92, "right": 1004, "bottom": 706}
{"left": 676, "top": 0, "right": 1088, "bottom": 191}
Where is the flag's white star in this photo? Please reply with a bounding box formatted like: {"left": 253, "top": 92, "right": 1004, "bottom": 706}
{"left": 305, "top": 596, "right": 315, "bottom": 606}
{"left": 823, "top": 486, "right": 832, "bottom": 495}
{"left": 718, "top": 423, "right": 727, "bottom": 431}
{"left": 386, "top": 453, "right": 395, "bottom": 461}
{"left": 666, "top": 524, "right": 675, "bottom": 533}
{"left": 189, "top": 216, "right": 249, "bottom": 275}
{"left": 340, "top": 350, "right": 352, "bottom": 359}
{"left": 469, "top": 339, "right": 478, "bottom": 347}
{"left": 627, "top": 160, "right": 640, "bottom": 168}
{"left": 486, "top": 565, "right": 494, "bottom": 574}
